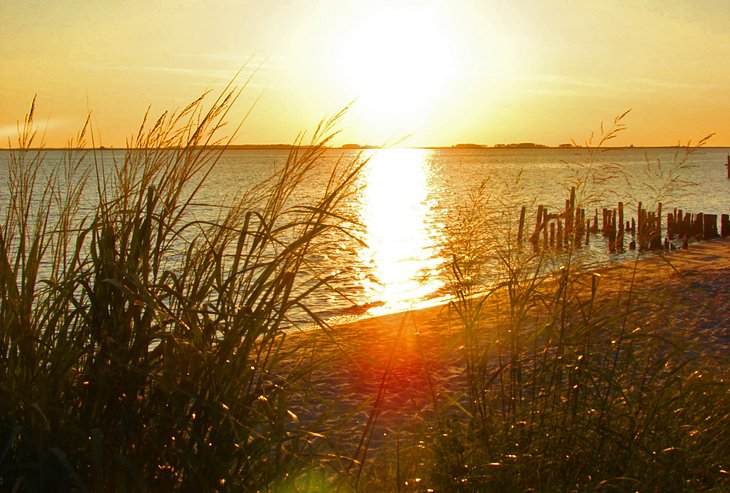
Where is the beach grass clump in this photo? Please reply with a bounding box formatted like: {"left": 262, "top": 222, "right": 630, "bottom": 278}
{"left": 0, "top": 88, "right": 363, "bottom": 491}
{"left": 2, "top": 91, "right": 727, "bottom": 492}
{"left": 432, "top": 264, "right": 729, "bottom": 491}
{"left": 427, "top": 125, "right": 729, "bottom": 491}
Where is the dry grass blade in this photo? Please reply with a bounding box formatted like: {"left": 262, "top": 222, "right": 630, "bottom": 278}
{"left": 0, "top": 78, "right": 367, "bottom": 491}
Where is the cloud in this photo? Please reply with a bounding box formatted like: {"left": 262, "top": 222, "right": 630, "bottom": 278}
{"left": 0, "top": 117, "right": 79, "bottom": 146}
{"left": 628, "top": 78, "right": 722, "bottom": 91}
{"left": 500, "top": 73, "right": 722, "bottom": 97}
{"left": 84, "top": 62, "right": 226, "bottom": 78}
{"left": 82, "top": 61, "right": 269, "bottom": 90}
{"left": 0, "top": 123, "right": 20, "bottom": 144}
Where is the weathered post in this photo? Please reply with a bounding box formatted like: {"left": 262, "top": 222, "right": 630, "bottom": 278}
{"left": 674, "top": 211, "right": 680, "bottom": 238}
{"left": 565, "top": 187, "right": 575, "bottom": 247}
{"left": 650, "top": 203, "right": 662, "bottom": 250}
{"left": 697, "top": 213, "right": 704, "bottom": 239}
{"left": 637, "top": 202, "right": 643, "bottom": 250}
{"left": 704, "top": 214, "right": 718, "bottom": 239}
{"left": 608, "top": 209, "right": 617, "bottom": 253}
{"left": 549, "top": 222, "right": 556, "bottom": 247}
{"left": 517, "top": 205, "right": 526, "bottom": 243}
{"left": 531, "top": 204, "right": 544, "bottom": 245}
{"left": 649, "top": 212, "right": 661, "bottom": 250}
{"left": 617, "top": 202, "right": 624, "bottom": 252}
{"left": 557, "top": 219, "right": 564, "bottom": 247}
{"left": 726, "top": 154, "right": 730, "bottom": 179}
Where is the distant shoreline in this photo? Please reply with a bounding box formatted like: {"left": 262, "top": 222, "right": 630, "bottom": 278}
{"left": 3, "top": 145, "right": 730, "bottom": 151}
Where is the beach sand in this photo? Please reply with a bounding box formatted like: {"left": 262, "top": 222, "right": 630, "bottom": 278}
{"left": 286, "top": 238, "right": 730, "bottom": 467}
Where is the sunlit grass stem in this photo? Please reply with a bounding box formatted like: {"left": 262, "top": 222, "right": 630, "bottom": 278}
{"left": 0, "top": 83, "right": 365, "bottom": 491}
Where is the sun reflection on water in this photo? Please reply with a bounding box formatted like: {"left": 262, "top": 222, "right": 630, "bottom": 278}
{"left": 357, "top": 148, "right": 444, "bottom": 314}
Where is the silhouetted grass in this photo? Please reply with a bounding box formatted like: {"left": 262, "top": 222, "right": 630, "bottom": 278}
{"left": 2, "top": 93, "right": 727, "bottom": 493}
{"left": 0, "top": 86, "right": 365, "bottom": 491}
{"left": 342, "top": 117, "right": 727, "bottom": 492}
{"left": 419, "top": 120, "right": 729, "bottom": 492}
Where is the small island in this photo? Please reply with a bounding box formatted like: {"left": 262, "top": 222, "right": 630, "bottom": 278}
{"left": 493, "top": 142, "right": 549, "bottom": 149}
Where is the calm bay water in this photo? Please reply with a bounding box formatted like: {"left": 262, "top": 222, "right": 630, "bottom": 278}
{"left": 2, "top": 146, "right": 729, "bottom": 323}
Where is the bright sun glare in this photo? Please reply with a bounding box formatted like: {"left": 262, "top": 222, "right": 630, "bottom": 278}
{"left": 336, "top": 7, "right": 457, "bottom": 133}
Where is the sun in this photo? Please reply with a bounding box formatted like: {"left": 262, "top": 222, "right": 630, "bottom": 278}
{"left": 334, "top": 6, "right": 457, "bottom": 135}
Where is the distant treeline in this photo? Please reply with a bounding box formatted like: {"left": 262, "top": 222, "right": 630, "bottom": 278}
{"left": 9, "top": 143, "right": 727, "bottom": 151}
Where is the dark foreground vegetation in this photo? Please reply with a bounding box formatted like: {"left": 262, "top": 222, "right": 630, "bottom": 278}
{"left": 1, "top": 88, "right": 727, "bottom": 491}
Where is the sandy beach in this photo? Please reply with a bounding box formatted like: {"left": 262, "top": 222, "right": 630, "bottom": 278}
{"left": 288, "top": 238, "right": 730, "bottom": 464}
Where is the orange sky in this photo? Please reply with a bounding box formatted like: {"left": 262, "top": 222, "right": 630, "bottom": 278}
{"left": 1, "top": 0, "right": 729, "bottom": 148}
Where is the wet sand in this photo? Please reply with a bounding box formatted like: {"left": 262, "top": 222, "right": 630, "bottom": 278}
{"left": 286, "top": 238, "right": 730, "bottom": 463}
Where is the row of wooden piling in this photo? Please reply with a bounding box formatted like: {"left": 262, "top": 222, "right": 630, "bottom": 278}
{"left": 519, "top": 187, "right": 590, "bottom": 248}
{"left": 515, "top": 187, "right": 729, "bottom": 253}
{"left": 666, "top": 210, "right": 728, "bottom": 240}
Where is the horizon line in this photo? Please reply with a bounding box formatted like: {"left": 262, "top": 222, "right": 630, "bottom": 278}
{"left": 3, "top": 144, "right": 730, "bottom": 151}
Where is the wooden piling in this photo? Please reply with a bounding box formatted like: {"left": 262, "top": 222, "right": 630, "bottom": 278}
{"left": 530, "top": 204, "right": 544, "bottom": 245}
{"left": 646, "top": 203, "right": 662, "bottom": 250}
{"left": 565, "top": 187, "right": 575, "bottom": 247}
{"left": 557, "top": 219, "right": 563, "bottom": 246}
{"left": 617, "top": 202, "right": 624, "bottom": 252}
{"left": 549, "top": 222, "right": 556, "bottom": 246}
{"left": 703, "top": 214, "right": 718, "bottom": 240}
{"left": 698, "top": 213, "right": 704, "bottom": 240}
{"left": 517, "top": 205, "right": 526, "bottom": 243}
{"left": 521, "top": 188, "right": 724, "bottom": 253}
{"left": 637, "top": 201, "right": 643, "bottom": 249}
{"left": 606, "top": 209, "right": 616, "bottom": 253}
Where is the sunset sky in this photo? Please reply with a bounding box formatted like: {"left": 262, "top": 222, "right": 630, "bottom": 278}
{"left": 2, "top": 0, "right": 729, "bottom": 148}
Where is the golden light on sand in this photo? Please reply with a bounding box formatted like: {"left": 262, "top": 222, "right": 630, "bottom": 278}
{"left": 335, "top": 7, "right": 457, "bottom": 132}
{"left": 357, "top": 149, "right": 444, "bottom": 313}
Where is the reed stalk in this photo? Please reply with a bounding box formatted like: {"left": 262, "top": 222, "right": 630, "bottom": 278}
{"left": 0, "top": 86, "right": 365, "bottom": 491}
{"left": 428, "top": 116, "right": 729, "bottom": 491}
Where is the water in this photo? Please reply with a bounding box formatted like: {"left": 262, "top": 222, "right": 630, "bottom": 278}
{"left": 2, "top": 146, "right": 729, "bottom": 323}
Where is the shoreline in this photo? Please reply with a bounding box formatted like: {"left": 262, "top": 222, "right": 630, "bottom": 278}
{"left": 309, "top": 237, "right": 730, "bottom": 333}
{"left": 287, "top": 238, "right": 730, "bottom": 459}
{"left": 3, "top": 145, "right": 730, "bottom": 151}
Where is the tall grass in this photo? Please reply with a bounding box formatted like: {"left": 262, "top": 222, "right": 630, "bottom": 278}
{"left": 421, "top": 117, "right": 730, "bottom": 491}
{"left": 0, "top": 86, "right": 364, "bottom": 491}
{"left": 2, "top": 91, "right": 727, "bottom": 492}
